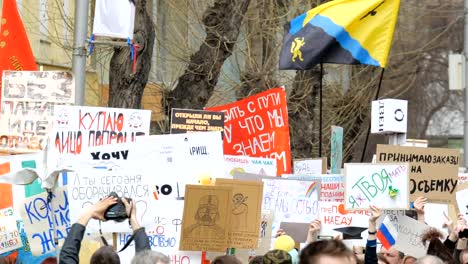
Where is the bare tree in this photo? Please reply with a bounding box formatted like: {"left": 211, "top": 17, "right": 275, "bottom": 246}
{"left": 108, "top": 0, "right": 155, "bottom": 108}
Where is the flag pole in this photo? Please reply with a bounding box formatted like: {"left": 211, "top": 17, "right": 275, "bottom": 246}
{"left": 360, "top": 68, "right": 385, "bottom": 162}
{"left": 72, "top": 0, "right": 89, "bottom": 106}
{"left": 319, "top": 63, "right": 323, "bottom": 157}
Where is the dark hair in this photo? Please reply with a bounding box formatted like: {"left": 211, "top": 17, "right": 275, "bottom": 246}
{"left": 41, "top": 257, "right": 57, "bottom": 264}
{"left": 211, "top": 255, "right": 242, "bottom": 264}
{"left": 249, "top": 255, "right": 264, "bottom": 264}
{"left": 422, "top": 228, "right": 454, "bottom": 264}
{"left": 299, "top": 240, "right": 355, "bottom": 264}
{"left": 90, "top": 246, "right": 120, "bottom": 264}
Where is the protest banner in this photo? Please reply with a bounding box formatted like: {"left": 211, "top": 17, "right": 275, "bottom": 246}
{"left": 0, "top": 71, "right": 75, "bottom": 153}
{"left": 262, "top": 178, "right": 320, "bottom": 237}
{"left": 0, "top": 219, "right": 56, "bottom": 264}
{"left": 224, "top": 155, "right": 276, "bottom": 177}
{"left": 170, "top": 108, "right": 224, "bottom": 134}
{"left": 371, "top": 99, "right": 407, "bottom": 134}
{"left": 293, "top": 158, "right": 326, "bottom": 175}
{"left": 0, "top": 216, "right": 22, "bottom": 254}
{"left": 117, "top": 200, "right": 202, "bottom": 263}
{"left": 392, "top": 215, "right": 430, "bottom": 258}
{"left": 215, "top": 179, "right": 263, "bottom": 249}
{"left": 206, "top": 88, "right": 291, "bottom": 176}
{"left": 331, "top": 126, "right": 343, "bottom": 174}
{"left": 19, "top": 187, "right": 70, "bottom": 255}
{"left": 285, "top": 174, "right": 345, "bottom": 202}
{"left": 48, "top": 105, "right": 151, "bottom": 170}
{"left": 68, "top": 169, "right": 153, "bottom": 233}
{"left": 424, "top": 203, "right": 449, "bottom": 235}
{"left": 70, "top": 131, "right": 225, "bottom": 201}
{"left": 345, "top": 163, "right": 409, "bottom": 209}
{"left": 456, "top": 185, "right": 468, "bottom": 221}
{"left": 377, "top": 144, "right": 460, "bottom": 203}
{"left": 180, "top": 185, "right": 232, "bottom": 252}
{"left": 319, "top": 202, "right": 370, "bottom": 240}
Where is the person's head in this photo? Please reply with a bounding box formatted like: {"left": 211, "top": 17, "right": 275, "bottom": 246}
{"left": 211, "top": 255, "right": 242, "bottom": 264}
{"left": 377, "top": 253, "right": 390, "bottom": 264}
{"left": 195, "top": 195, "right": 220, "bottom": 225}
{"left": 41, "top": 257, "right": 57, "bottom": 264}
{"left": 380, "top": 247, "right": 404, "bottom": 264}
{"left": 403, "top": 256, "right": 417, "bottom": 264}
{"left": 460, "top": 248, "right": 468, "bottom": 264}
{"left": 90, "top": 246, "right": 120, "bottom": 264}
{"left": 249, "top": 255, "right": 264, "bottom": 264}
{"left": 299, "top": 239, "right": 356, "bottom": 264}
{"left": 414, "top": 256, "right": 444, "bottom": 264}
{"left": 131, "top": 250, "right": 170, "bottom": 264}
{"left": 263, "top": 249, "right": 293, "bottom": 264}
{"left": 422, "top": 228, "right": 453, "bottom": 263}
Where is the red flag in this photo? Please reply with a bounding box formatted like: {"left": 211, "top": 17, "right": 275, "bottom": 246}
{"left": 0, "top": 0, "right": 36, "bottom": 209}
{"left": 0, "top": 0, "right": 37, "bottom": 72}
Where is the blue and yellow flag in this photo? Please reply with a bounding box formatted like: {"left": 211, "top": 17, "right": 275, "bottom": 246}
{"left": 279, "top": 0, "right": 400, "bottom": 70}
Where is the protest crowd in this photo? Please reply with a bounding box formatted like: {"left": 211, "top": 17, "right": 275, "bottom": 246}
{"left": 1, "top": 0, "right": 467, "bottom": 263}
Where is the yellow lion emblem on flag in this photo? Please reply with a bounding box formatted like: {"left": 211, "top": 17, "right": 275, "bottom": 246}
{"left": 290, "top": 37, "right": 305, "bottom": 62}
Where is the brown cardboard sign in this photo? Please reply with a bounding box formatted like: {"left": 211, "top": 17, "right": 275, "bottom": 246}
{"left": 215, "top": 179, "right": 264, "bottom": 249}
{"left": 376, "top": 144, "right": 460, "bottom": 203}
{"left": 180, "top": 185, "right": 232, "bottom": 251}
{"left": 279, "top": 222, "right": 309, "bottom": 243}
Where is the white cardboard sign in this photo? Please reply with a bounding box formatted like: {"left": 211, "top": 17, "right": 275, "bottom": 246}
{"left": 345, "top": 163, "right": 409, "bottom": 209}
{"left": 224, "top": 155, "right": 277, "bottom": 177}
{"left": 371, "top": 99, "right": 408, "bottom": 134}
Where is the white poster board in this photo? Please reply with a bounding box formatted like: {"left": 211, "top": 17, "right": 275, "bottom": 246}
{"left": 457, "top": 188, "right": 468, "bottom": 221}
{"left": 0, "top": 215, "right": 22, "bottom": 254}
{"left": 69, "top": 132, "right": 225, "bottom": 200}
{"left": 293, "top": 158, "right": 326, "bottom": 175}
{"left": 117, "top": 200, "right": 201, "bottom": 263}
{"left": 371, "top": 99, "right": 408, "bottom": 134}
{"left": 224, "top": 155, "right": 276, "bottom": 177}
{"left": 392, "top": 215, "right": 430, "bottom": 258}
{"left": 286, "top": 174, "right": 345, "bottom": 202}
{"left": 345, "top": 163, "right": 409, "bottom": 209}
{"left": 19, "top": 187, "right": 70, "bottom": 256}
{"left": 68, "top": 169, "right": 153, "bottom": 233}
{"left": 48, "top": 105, "right": 151, "bottom": 180}
{"left": 262, "top": 178, "right": 320, "bottom": 237}
{"left": 319, "top": 202, "right": 369, "bottom": 239}
{"left": 1, "top": 71, "right": 75, "bottom": 153}
{"left": 92, "top": 0, "right": 135, "bottom": 39}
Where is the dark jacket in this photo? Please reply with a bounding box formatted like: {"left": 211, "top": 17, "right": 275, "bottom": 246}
{"left": 59, "top": 223, "right": 151, "bottom": 264}
{"left": 364, "top": 239, "right": 377, "bottom": 264}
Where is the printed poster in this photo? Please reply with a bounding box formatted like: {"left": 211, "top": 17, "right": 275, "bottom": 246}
{"left": 207, "top": 88, "right": 291, "bottom": 176}
{"left": 0, "top": 71, "right": 75, "bottom": 153}
{"left": 170, "top": 108, "right": 224, "bottom": 134}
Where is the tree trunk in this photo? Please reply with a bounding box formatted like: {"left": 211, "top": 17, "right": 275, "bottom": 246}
{"left": 108, "top": 0, "right": 155, "bottom": 109}
{"left": 288, "top": 69, "right": 321, "bottom": 159}
{"left": 167, "top": 0, "right": 251, "bottom": 111}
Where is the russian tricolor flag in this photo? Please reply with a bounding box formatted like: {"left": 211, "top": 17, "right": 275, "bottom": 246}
{"left": 376, "top": 216, "right": 398, "bottom": 249}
